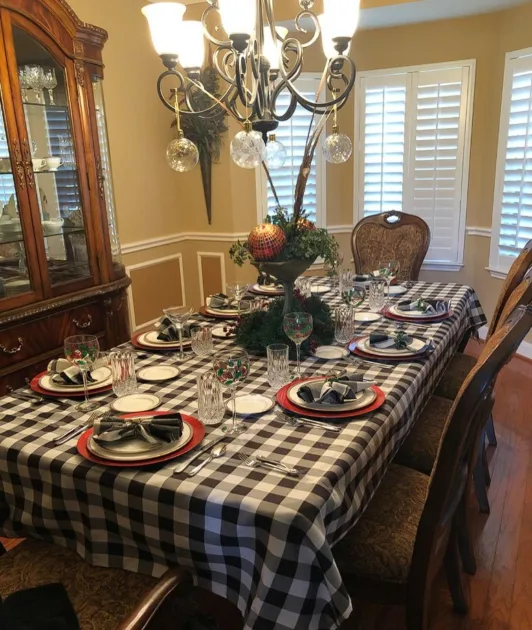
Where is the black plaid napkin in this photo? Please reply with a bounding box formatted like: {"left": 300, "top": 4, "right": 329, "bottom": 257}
{"left": 155, "top": 317, "right": 199, "bottom": 342}
{"left": 207, "top": 293, "right": 253, "bottom": 311}
{"left": 369, "top": 332, "right": 413, "bottom": 349}
{"left": 297, "top": 376, "right": 376, "bottom": 406}
{"left": 92, "top": 413, "right": 184, "bottom": 446}
{"left": 398, "top": 298, "right": 450, "bottom": 315}
{"left": 48, "top": 359, "right": 95, "bottom": 385}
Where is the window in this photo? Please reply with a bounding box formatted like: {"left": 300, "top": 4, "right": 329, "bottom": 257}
{"left": 256, "top": 74, "right": 326, "bottom": 227}
{"left": 490, "top": 48, "right": 532, "bottom": 277}
{"left": 354, "top": 61, "right": 475, "bottom": 270}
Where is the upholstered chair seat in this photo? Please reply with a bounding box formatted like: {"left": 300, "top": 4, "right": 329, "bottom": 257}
{"left": 434, "top": 354, "right": 477, "bottom": 401}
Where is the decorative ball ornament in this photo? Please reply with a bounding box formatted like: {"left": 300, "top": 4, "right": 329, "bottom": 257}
{"left": 166, "top": 132, "right": 199, "bottom": 172}
{"left": 265, "top": 134, "right": 287, "bottom": 170}
{"left": 297, "top": 218, "right": 316, "bottom": 232}
{"left": 322, "top": 126, "right": 353, "bottom": 164}
{"left": 230, "top": 122, "right": 266, "bottom": 169}
{"left": 247, "top": 224, "right": 287, "bottom": 261}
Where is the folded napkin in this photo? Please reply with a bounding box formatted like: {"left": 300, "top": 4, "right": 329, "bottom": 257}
{"left": 398, "top": 298, "right": 450, "bottom": 315}
{"left": 297, "top": 376, "right": 376, "bottom": 406}
{"left": 92, "top": 413, "right": 184, "bottom": 446}
{"left": 48, "top": 358, "right": 95, "bottom": 386}
{"left": 155, "top": 316, "right": 197, "bottom": 342}
{"left": 0, "top": 583, "right": 79, "bottom": 630}
{"left": 354, "top": 274, "right": 370, "bottom": 282}
{"left": 207, "top": 293, "right": 252, "bottom": 311}
{"left": 257, "top": 272, "right": 279, "bottom": 287}
{"left": 369, "top": 331, "right": 413, "bottom": 350}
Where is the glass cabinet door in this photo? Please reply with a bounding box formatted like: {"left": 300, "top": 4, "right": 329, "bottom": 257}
{"left": 11, "top": 26, "right": 92, "bottom": 288}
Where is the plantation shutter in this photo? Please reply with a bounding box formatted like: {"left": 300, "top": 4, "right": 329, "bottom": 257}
{"left": 492, "top": 52, "right": 532, "bottom": 273}
{"left": 266, "top": 75, "right": 324, "bottom": 225}
{"left": 0, "top": 114, "right": 17, "bottom": 213}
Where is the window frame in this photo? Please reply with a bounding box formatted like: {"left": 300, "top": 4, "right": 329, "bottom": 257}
{"left": 256, "top": 72, "right": 327, "bottom": 227}
{"left": 489, "top": 47, "right": 532, "bottom": 279}
{"left": 353, "top": 59, "right": 476, "bottom": 272}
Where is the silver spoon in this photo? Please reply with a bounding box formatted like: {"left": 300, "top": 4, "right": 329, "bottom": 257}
{"left": 188, "top": 443, "right": 227, "bottom": 477}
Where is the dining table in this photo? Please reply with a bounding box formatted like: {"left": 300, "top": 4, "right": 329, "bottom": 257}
{"left": 0, "top": 278, "right": 486, "bottom": 630}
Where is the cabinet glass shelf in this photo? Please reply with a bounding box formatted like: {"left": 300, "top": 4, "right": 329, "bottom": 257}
{"left": 0, "top": 226, "right": 85, "bottom": 246}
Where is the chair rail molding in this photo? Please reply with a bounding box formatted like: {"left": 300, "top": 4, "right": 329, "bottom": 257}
{"left": 466, "top": 226, "right": 492, "bottom": 238}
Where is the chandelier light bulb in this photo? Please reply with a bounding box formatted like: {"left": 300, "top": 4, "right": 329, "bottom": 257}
{"left": 166, "top": 133, "right": 199, "bottom": 172}
{"left": 230, "top": 125, "right": 266, "bottom": 169}
{"left": 323, "top": 127, "right": 353, "bottom": 164}
{"left": 265, "top": 134, "right": 287, "bottom": 170}
{"left": 323, "top": 0, "right": 360, "bottom": 39}
{"left": 262, "top": 26, "right": 288, "bottom": 71}
{"left": 141, "top": 2, "right": 186, "bottom": 57}
{"left": 176, "top": 21, "right": 205, "bottom": 69}
{"left": 318, "top": 13, "right": 351, "bottom": 59}
{"left": 218, "top": 0, "right": 256, "bottom": 37}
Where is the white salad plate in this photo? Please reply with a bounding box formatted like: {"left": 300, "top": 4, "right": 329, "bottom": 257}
{"left": 311, "top": 285, "right": 331, "bottom": 295}
{"left": 110, "top": 393, "right": 161, "bottom": 414}
{"left": 226, "top": 394, "right": 274, "bottom": 416}
{"left": 354, "top": 312, "right": 381, "bottom": 323}
{"left": 313, "top": 345, "right": 349, "bottom": 360}
{"left": 211, "top": 324, "right": 236, "bottom": 339}
{"left": 137, "top": 366, "right": 180, "bottom": 383}
{"left": 384, "top": 285, "right": 408, "bottom": 296}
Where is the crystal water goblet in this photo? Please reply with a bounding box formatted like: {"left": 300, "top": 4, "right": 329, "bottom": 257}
{"left": 18, "top": 67, "right": 30, "bottom": 101}
{"left": 213, "top": 349, "right": 250, "bottom": 435}
{"left": 226, "top": 281, "right": 249, "bottom": 316}
{"left": 335, "top": 306, "right": 356, "bottom": 345}
{"left": 64, "top": 334, "right": 100, "bottom": 412}
{"left": 267, "top": 343, "right": 290, "bottom": 390}
{"left": 283, "top": 312, "right": 313, "bottom": 379}
{"left": 191, "top": 326, "right": 214, "bottom": 357}
{"left": 42, "top": 68, "right": 57, "bottom": 105}
{"left": 163, "top": 306, "right": 194, "bottom": 361}
{"left": 25, "top": 65, "right": 44, "bottom": 103}
{"left": 197, "top": 370, "right": 225, "bottom": 425}
{"left": 368, "top": 279, "right": 387, "bottom": 312}
{"left": 109, "top": 351, "right": 137, "bottom": 398}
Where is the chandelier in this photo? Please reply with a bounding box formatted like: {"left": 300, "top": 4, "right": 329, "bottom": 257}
{"left": 142, "top": 0, "right": 360, "bottom": 171}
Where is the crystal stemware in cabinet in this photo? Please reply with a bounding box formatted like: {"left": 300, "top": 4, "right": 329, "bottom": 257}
{"left": 42, "top": 68, "right": 57, "bottom": 105}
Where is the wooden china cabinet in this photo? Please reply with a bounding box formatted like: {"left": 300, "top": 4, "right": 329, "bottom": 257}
{"left": 0, "top": 0, "right": 130, "bottom": 394}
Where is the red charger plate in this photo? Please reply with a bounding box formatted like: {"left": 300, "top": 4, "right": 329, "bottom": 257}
{"left": 77, "top": 412, "right": 205, "bottom": 467}
{"left": 382, "top": 306, "right": 454, "bottom": 323}
{"left": 30, "top": 372, "right": 112, "bottom": 399}
{"left": 348, "top": 337, "right": 429, "bottom": 362}
{"left": 276, "top": 378, "right": 386, "bottom": 421}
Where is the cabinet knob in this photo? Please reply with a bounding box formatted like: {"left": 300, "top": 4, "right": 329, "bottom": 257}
{"left": 73, "top": 314, "right": 92, "bottom": 329}
{"left": 0, "top": 337, "right": 24, "bottom": 355}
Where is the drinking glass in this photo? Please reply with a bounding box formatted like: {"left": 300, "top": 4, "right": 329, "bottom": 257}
{"left": 379, "top": 260, "right": 401, "bottom": 305}
{"left": 109, "top": 351, "right": 137, "bottom": 398}
{"left": 335, "top": 306, "right": 356, "bottom": 345}
{"left": 339, "top": 268, "right": 354, "bottom": 298}
{"left": 18, "top": 67, "right": 30, "bottom": 101}
{"left": 213, "top": 349, "right": 250, "bottom": 435}
{"left": 191, "top": 326, "right": 214, "bottom": 357}
{"left": 25, "top": 65, "right": 44, "bottom": 102}
{"left": 226, "top": 281, "right": 249, "bottom": 315}
{"left": 267, "top": 343, "right": 290, "bottom": 389}
{"left": 368, "top": 279, "right": 387, "bottom": 312}
{"left": 163, "top": 306, "right": 194, "bottom": 361}
{"left": 64, "top": 334, "right": 100, "bottom": 412}
{"left": 197, "top": 370, "right": 225, "bottom": 425}
{"left": 283, "top": 312, "right": 313, "bottom": 378}
{"left": 295, "top": 277, "right": 312, "bottom": 298}
{"left": 42, "top": 68, "right": 57, "bottom": 105}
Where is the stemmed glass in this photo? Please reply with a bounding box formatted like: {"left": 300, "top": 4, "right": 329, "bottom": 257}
{"left": 42, "top": 68, "right": 57, "bottom": 105}
{"left": 226, "top": 281, "right": 249, "bottom": 315}
{"left": 213, "top": 349, "right": 250, "bottom": 435}
{"left": 379, "top": 260, "right": 401, "bottom": 305}
{"left": 64, "top": 334, "right": 100, "bottom": 412}
{"left": 283, "top": 312, "right": 313, "bottom": 379}
{"left": 163, "top": 306, "right": 194, "bottom": 361}
{"left": 18, "top": 67, "right": 30, "bottom": 101}
{"left": 25, "top": 65, "right": 44, "bottom": 103}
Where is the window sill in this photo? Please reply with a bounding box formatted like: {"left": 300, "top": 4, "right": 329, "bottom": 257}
{"left": 349, "top": 259, "right": 464, "bottom": 272}
{"left": 485, "top": 266, "right": 507, "bottom": 280}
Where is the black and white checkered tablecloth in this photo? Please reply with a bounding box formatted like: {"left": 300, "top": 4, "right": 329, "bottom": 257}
{"left": 0, "top": 280, "right": 486, "bottom": 630}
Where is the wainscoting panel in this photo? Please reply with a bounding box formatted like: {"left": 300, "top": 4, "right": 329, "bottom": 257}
{"left": 197, "top": 252, "right": 226, "bottom": 305}
{"left": 126, "top": 254, "right": 185, "bottom": 331}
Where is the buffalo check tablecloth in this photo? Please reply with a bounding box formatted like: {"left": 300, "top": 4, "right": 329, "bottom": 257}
{"left": 0, "top": 280, "right": 486, "bottom": 630}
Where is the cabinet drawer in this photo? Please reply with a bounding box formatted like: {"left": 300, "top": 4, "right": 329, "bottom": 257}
{"left": 64, "top": 303, "right": 105, "bottom": 337}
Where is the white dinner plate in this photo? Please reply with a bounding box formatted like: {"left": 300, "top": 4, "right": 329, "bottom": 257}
{"left": 390, "top": 304, "right": 450, "bottom": 319}
{"left": 287, "top": 380, "right": 377, "bottom": 412}
{"left": 252, "top": 283, "right": 283, "bottom": 293}
{"left": 313, "top": 345, "right": 349, "bottom": 360}
{"left": 311, "top": 285, "right": 331, "bottom": 295}
{"left": 226, "top": 394, "right": 274, "bottom": 416}
{"left": 212, "top": 324, "right": 236, "bottom": 339}
{"left": 110, "top": 393, "right": 161, "bottom": 414}
{"left": 40, "top": 367, "right": 112, "bottom": 393}
{"left": 359, "top": 336, "right": 428, "bottom": 357}
{"left": 384, "top": 285, "right": 408, "bottom": 296}
{"left": 138, "top": 332, "right": 191, "bottom": 348}
{"left": 137, "top": 365, "right": 180, "bottom": 383}
{"left": 354, "top": 312, "right": 381, "bottom": 323}
{"left": 88, "top": 420, "right": 193, "bottom": 462}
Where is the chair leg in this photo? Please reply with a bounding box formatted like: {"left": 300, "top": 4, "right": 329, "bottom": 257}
{"left": 481, "top": 431, "right": 491, "bottom": 487}
{"left": 405, "top": 587, "right": 430, "bottom": 630}
{"left": 486, "top": 413, "right": 497, "bottom": 447}
{"left": 474, "top": 433, "right": 490, "bottom": 514}
{"left": 444, "top": 526, "right": 469, "bottom": 615}
{"left": 456, "top": 498, "right": 476, "bottom": 576}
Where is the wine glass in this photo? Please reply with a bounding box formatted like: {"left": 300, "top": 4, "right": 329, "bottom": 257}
{"left": 283, "top": 312, "right": 313, "bottom": 379}
{"left": 64, "top": 334, "right": 100, "bottom": 412}
{"left": 226, "top": 281, "right": 249, "bottom": 316}
{"left": 18, "top": 67, "right": 30, "bottom": 101}
{"left": 213, "top": 349, "right": 250, "bottom": 435}
{"left": 379, "top": 260, "right": 401, "bottom": 305}
{"left": 42, "top": 68, "right": 57, "bottom": 105}
{"left": 163, "top": 306, "right": 194, "bottom": 361}
{"left": 25, "top": 65, "right": 44, "bottom": 103}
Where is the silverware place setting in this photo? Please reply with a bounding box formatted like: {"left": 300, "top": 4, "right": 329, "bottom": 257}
{"left": 236, "top": 453, "right": 301, "bottom": 477}
{"left": 54, "top": 410, "right": 111, "bottom": 446}
{"left": 7, "top": 387, "right": 71, "bottom": 410}
{"left": 275, "top": 410, "right": 344, "bottom": 433}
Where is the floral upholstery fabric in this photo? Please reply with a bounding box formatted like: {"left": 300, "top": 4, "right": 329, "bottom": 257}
{"left": 354, "top": 224, "right": 426, "bottom": 281}
{"left": 394, "top": 396, "right": 452, "bottom": 475}
{"left": 334, "top": 464, "right": 429, "bottom": 583}
{"left": 0, "top": 539, "right": 159, "bottom": 630}
{"left": 434, "top": 353, "right": 477, "bottom": 401}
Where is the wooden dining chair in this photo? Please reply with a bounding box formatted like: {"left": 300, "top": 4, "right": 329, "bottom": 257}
{"left": 333, "top": 305, "right": 532, "bottom": 630}
{"left": 0, "top": 537, "right": 192, "bottom": 630}
{"left": 351, "top": 211, "right": 431, "bottom": 281}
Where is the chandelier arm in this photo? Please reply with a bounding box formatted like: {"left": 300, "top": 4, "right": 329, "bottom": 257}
{"left": 294, "top": 10, "right": 321, "bottom": 49}
{"left": 201, "top": 4, "right": 231, "bottom": 47}
{"left": 213, "top": 48, "right": 238, "bottom": 85}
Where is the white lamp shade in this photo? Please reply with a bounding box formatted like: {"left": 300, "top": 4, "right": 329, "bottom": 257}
{"left": 262, "top": 26, "right": 288, "bottom": 70}
{"left": 318, "top": 13, "right": 351, "bottom": 59}
{"left": 323, "top": 0, "right": 360, "bottom": 39}
{"left": 142, "top": 2, "right": 186, "bottom": 56}
{"left": 218, "top": 0, "right": 256, "bottom": 36}
{"left": 177, "top": 21, "right": 205, "bottom": 68}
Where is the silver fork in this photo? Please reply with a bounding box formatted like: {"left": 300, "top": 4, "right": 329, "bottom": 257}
{"left": 236, "top": 453, "right": 301, "bottom": 476}
{"left": 54, "top": 410, "right": 110, "bottom": 446}
{"left": 276, "top": 411, "right": 343, "bottom": 433}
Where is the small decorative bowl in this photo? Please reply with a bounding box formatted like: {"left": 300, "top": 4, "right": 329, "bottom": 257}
{"left": 42, "top": 218, "right": 64, "bottom": 236}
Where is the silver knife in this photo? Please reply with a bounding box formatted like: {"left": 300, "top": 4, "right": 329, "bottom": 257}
{"left": 172, "top": 433, "right": 227, "bottom": 474}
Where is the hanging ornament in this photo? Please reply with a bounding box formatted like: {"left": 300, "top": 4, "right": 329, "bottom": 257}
{"left": 247, "top": 223, "right": 287, "bottom": 261}
{"left": 230, "top": 120, "right": 266, "bottom": 169}
{"left": 297, "top": 217, "right": 316, "bottom": 232}
{"left": 265, "top": 134, "right": 287, "bottom": 170}
{"left": 167, "top": 93, "right": 199, "bottom": 173}
{"left": 323, "top": 125, "right": 353, "bottom": 165}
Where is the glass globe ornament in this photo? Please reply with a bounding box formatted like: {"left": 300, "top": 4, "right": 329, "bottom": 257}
{"left": 166, "top": 134, "right": 199, "bottom": 172}
{"left": 230, "top": 124, "right": 266, "bottom": 169}
{"left": 322, "top": 128, "right": 353, "bottom": 164}
{"left": 265, "top": 135, "right": 287, "bottom": 170}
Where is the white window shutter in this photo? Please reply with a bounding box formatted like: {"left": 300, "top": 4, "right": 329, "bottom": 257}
{"left": 0, "top": 111, "right": 17, "bottom": 213}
